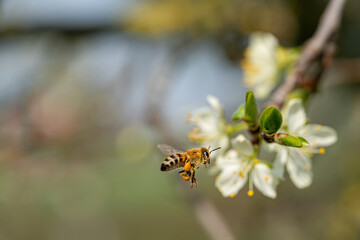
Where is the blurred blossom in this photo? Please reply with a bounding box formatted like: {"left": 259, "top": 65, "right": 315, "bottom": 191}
{"left": 187, "top": 95, "right": 229, "bottom": 155}
{"left": 241, "top": 32, "right": 280, "bottom": 99}
{"left": 215, "top": 135, "right": 278, "bottom": 198}
{"left": 270, "top": 98, "right": 337, "bottom": 188}
{"left": 241, "top": 32, "right": 300, "bottom": 99}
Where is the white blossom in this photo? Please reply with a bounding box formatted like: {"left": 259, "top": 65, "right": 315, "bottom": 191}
{"left": 241, "top": 32, "right": 279, "bottom": 99}
{"left": 215, "top": 134, "right": 278, "bottom": 198}
{"left": 187, "top": 95, "right": 229, "bottom": 155}
{"left": 270, "top": 98, "right": 338, "bottom": 188}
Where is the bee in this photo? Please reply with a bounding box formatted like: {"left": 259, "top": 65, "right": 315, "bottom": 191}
{"left": 158, "top": 144, "right": 221, "bottom": 188}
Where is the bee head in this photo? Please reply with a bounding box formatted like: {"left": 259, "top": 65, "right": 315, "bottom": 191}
{"left": 201, "top": 146, "right": 221, "bottom": 165}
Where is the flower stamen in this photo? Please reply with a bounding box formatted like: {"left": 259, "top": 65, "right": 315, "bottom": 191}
{"left": 247, "top": 190, "right": 254, "bottom": 197}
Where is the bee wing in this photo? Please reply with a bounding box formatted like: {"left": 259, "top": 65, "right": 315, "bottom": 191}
{"left": 157, "top": 144, "right": 184, "bottom": 155}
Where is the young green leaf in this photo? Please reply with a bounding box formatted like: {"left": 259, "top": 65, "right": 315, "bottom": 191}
{"left": 278, "top": 135, "right": 302, "bottom": 148}
{"left": 244, "top": 90, "right": 258, "bottom": 125}
{"left": 232, "top": 104, "right": 245, "bottom": 121}
{"left": 259, "top": 106, "right": 282, "bottom": 133}
{"left": 297, "top": 136, "right": 309, "bottom": 147}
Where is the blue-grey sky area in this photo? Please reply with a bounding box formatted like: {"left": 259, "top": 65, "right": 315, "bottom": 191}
{"left": 0, "top": 0, "right": 135, "bottom": 28}
{"left": 0, "top": 32, "right": 244, "bottom": 136}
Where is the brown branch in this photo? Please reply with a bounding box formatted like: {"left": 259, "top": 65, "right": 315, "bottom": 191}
{"left": 266, "top": 0, "right": 347, "bottom": 109}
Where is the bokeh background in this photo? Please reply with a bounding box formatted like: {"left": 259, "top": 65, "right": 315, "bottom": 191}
{"left": 0, "top": 0, "right": 360, "bottom": 239}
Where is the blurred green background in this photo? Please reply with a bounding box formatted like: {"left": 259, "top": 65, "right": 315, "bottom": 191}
{"left": 0, "top": 0, "right": 360, "bottom": 239}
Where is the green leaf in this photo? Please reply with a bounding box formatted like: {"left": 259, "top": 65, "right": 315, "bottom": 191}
{"left": 244, "top": 90, "right": 258, "bottom": 125}
{"left": 232, "top": 104, "right": 245, "bottom": 121}
{"left": 298, "top": 136, "right": 309, "bottom": 147}
{"left": 279, "top": 135, "right": 303, "bottom": 148}
{"left": 259, "top": 106, "right": 282, "bottom": 133}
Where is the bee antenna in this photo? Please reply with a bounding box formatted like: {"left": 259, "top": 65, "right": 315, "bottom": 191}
{"left": 210, "top": 147, "right": 221, "bottom": 154}
{"left": 208, "top": 145, "right": 211, "bottom": 150}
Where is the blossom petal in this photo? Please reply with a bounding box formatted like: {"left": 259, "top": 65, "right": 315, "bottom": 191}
{"left": 215, "top": 166, "right": 247, "bottom": 197}
{"left": 253, "top": 163, "right": 278, "bottom": 198}
{"left": 272, "top": 147, "right": 288, "bottom": 179}
{"left": 207, "top": 95, "right": 223, "bottom": 115}
{"left": 192, "top": 108, "right": 219, "bottom": 133}
{"left": 242, "top": 32, "right": 279, "bottom": 99}
{"left": 215, "top": 150, "right": 248, "bottom": 197}
{"left": 215, "top": 150, "right": 242, "bottom": 169}
{"left": 286, "top": 148, "right": 313, "bottom": 189}
{"left": 217, "top": 135, "right": 230, "bottom": 152}
{"left": 231, "top": 134, "right": 254, "bottom": 156}
{"left": 286, "top": 99, "right": 307, "bottom": 133}
{"left": 298, "top": 124, "right": 337, "bottom": 148}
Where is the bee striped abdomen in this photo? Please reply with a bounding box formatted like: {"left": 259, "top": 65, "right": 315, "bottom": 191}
{"left": 160, "top": 153, "right": 187, "bottom": 171}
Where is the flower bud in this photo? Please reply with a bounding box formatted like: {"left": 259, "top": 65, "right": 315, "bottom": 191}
{"left": 260, "top": 106, "right": 282, "bottom": 134}
{"left": 274, "top": 133, "right": 308, "bottom": 148}
{"left": 244, "top": 90, "right": 258, "bottom": 125}
{"left": 232, "top": 104, "right": 245, "bottom": 121}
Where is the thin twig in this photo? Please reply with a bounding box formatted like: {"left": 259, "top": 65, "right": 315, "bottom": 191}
{"left": 266, "top": 0, "right": 347, "bottom": 109}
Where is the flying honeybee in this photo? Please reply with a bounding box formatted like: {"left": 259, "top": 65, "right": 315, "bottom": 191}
{"left": 158, "top": 144, "right": 221, "bottom": 188}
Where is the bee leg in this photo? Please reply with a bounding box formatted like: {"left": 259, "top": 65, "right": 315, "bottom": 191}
{"left": 179, "top": 170, "right": 191, "bottom": 182}
{"left": 184, "top": 159, "right": 192, "bottom": 172}
{"left": 190, "top": 167, "right": 197, "bottom": 188}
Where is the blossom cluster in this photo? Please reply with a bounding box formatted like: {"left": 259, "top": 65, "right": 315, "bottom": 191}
{"left": 185, "top": 31, "right": 337, "bottom": 198}
{"left": 187, "top": 95, "right": 337, "bottom": 198}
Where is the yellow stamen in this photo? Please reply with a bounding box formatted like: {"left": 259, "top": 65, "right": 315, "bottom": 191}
{"left": 304, "top": 167, "right": 309, "bottom": 172}
{"left": 230, "top": 193, "right": 236, "bottom": 198}
{"left": 239, "top": 172, "right": 245, "bottom": 178}
{"left": 317, "top": 125, "right": 322, "bottom": 130}
{"left": 241, "top": 60, "right": 259, "bottom": 75}
{"left": 233, "top": 180, "right": 238, "bottom": 184}
{"left": 186, "top": 113, "right": 192, "bottom": 123}
{"left": 216, "top": 176, "right": 219, "bottom": 180}
{"left": 265, "top": 177, "right": 269, "bottom": 181}
{"left": 233, "top": 171, "right": 237, "bottom": 174}
{"left": 254, "top": 158, "right": 259, "bottom": 164}
{"left": 214, "top": 162, "right": 218, "bottom": 166}
{"left": 319, "top": 148, "right": 325, "bottom": 154}
{"left": 247, "top": 190, "right": 254, "bottom": 197}
{"left": 307, "top": 152, "right": 313, "bottom": 157}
